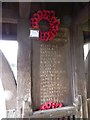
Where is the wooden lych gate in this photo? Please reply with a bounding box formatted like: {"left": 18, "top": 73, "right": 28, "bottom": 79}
{"left": 1, "top": 2, "right": 89, "bottom": 119}
{"left": 16, "top": 4, "right": 89, "bottom": 119}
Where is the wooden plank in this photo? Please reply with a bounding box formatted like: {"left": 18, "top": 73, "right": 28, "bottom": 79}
{"left": 31, "top": 38, "right": 41, "bottom": 111}
{"left": 70, "top": 3, "right": 89, "bottom": 118}
{"left": 2, "top": 8, "right": 18, "bottom": 19}
{"left": 86, "top": 51, "right": 90, "bottom": 98}
{"left": 2, "top": 23, "right": 17, "bottom": 40}
{"left": 2, "top": 34, "right": 17, "bottom": 40}
{"left": 19, "top": 2, "right": 31, "bottom": 19}
{"left": 71, "top": 18, "right": 88, "bottom": 118}
{"left": 87, "top": 100, "right": 90, "bottom": 119}
{"left": 76, "top": 25, "right": 88, "bottom": 118}
{"left": 1, "top": 9, "right": 18, "bottom": 24}
{"left": 2, "top": 18, "right": 18, "bottom": 24}
{"left": 17, "top": 19, "right": 32, "bottom": 117}
{"left": 17, "top": 2, "right": 32, "bottom": 117}
{"left": 39, "top": 40, "right": 72, "bottom": 106}
{"left": 30, "top": 106, "right": 77, "bottom": 118}
{"left": 86, "top": 47, "right": 90, "bottom": 119}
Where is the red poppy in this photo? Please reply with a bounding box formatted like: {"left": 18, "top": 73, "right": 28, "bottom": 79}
{"left": 40, "top": 101, "right": 63, "bottom": 110}
{"left": 31, "top": 18, "right": 39, "bottom": 23}
{"left": 40, "top": 104, "right": 47, "bottom": 110}
{"left": 37, "top": 10, "right": 43, "bottom": 17}
{"left": 58, "top": 103, "right": 63, "bottom": 108}
{"left": 33, "top": 13, "right": 39, "bottom": 19}
{"left": 52, "top": 25, "right": 59, "bottom": 33}
{"left": 31, "top": 22, "right": 38, "bottom": 29}
{"left": 55, "top": 20, "right": 60, "bottom": 25}
{"left": 51, "top": 16, "right": 57, "bottom": 23}
{"left": 49, "top": 31, "right": 55, "bottom": 40}
{"left": 50, "top": 10, "right": 55, "bottom": 17}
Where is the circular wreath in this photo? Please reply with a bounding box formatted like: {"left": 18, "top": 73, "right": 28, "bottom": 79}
{"left": 30, "top": 10, "right": 60, "bottom": 41}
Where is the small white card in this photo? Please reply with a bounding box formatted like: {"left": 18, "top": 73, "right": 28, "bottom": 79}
{"left": 30, "top": 29, "right": 39, "bottom": 37}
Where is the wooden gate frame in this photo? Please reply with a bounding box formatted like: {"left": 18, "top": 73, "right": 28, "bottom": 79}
{"left": 16, "top": 4, "right": 89, "bottom": 119}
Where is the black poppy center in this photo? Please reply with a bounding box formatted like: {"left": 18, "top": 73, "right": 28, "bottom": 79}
{"left": 39, "top": 19, "right": 50, "bottom": 32}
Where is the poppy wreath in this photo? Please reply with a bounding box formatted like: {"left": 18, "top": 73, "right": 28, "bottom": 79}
{"left": 30, "top": 10, "right": 60, "bottom": 41}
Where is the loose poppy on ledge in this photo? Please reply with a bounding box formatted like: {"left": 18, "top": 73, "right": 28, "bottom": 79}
{"left": 30, "top": 10, "right": 60, "bottom": 41}
{"left": 40, "top": 101, "right": 63, "bottom": 110}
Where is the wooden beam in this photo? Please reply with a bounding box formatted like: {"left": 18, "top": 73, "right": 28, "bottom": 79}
{"left": 71, "top": 6, "right": 89, "bottom": 117}
{"left": 73, "top": 4, "right": 89, "bottom": 25}
{"left": 2, "top": 9, "right": 18, "bottom": 19}
{"left": 19, "top": 2, "right": 31, "bottom": 19}
{"left": 0, "top": 18, "right": 17, "bottom": 24}
{"left": 2, "top": 18, "right": 18, "bottom": 24}
{"left": 30, "top": 106, "right": 77, "bottom": 118}
{"left": 2, "top": 34, "right": 17, "bottom": 40}
{"left": 1, "top": 9, "right": 18, "bottom": 24}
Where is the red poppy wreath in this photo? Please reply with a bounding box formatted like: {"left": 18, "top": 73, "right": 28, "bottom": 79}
{"left": 30, "top": 10, "right": 60, "bottom": 41}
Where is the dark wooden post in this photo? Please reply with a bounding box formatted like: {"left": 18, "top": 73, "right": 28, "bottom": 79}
{"left": 17, "top": 3, "right": 32, "bottom": 117}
